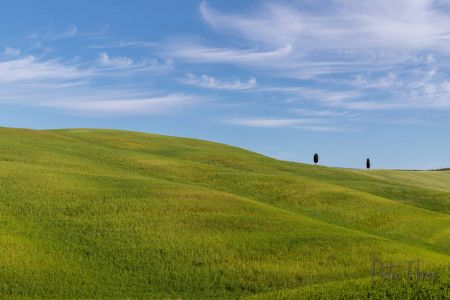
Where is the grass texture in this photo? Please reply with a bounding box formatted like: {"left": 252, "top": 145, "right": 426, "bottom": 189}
{"left": 0, "top": 127, "right": 448, "bottom": 298}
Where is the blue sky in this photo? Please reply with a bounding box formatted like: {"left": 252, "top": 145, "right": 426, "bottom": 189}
{"left": 1, "top": 0, "right": 450, "bottom": 169}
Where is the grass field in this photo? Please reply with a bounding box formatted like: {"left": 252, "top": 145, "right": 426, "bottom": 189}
{"left": 0, "top": 127, "right": 448, "bottom": 299}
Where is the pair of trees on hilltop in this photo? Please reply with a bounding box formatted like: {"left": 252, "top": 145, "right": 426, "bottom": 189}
{"left": 314, "top": 153, "right": 371, "bottom": 169}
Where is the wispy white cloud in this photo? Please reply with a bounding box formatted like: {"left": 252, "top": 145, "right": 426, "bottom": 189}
{"left": 89, "top": 41, "right": 157, "bottom": 49}
{"left": 42, "top": 94, "right": 198, "bottom": 115}
{"left": 98, "top": 52, "right": 134, "bottom": 68}
{"left": 61, "top": 25, "right": 78, "bottom": 38}
{"left": 224, "top": 117, "right": 338, "bottom": 131}
{"left": 199, "top": 0, "right": 450, "bottom": 52}
{"left": 292, "top": 108, "right": 351, "bottom": 118}
{"left": 226, "top": 118, "right": 315, "bottom": 128}
{"left": 386, "top": 118, "right": 425, "bottom": 125}
{"left": 166, "top": 42, "right": 292, "bottom": 64}
{"left": 2, "top": 47, "right": 21, "bottom": 57}
{"left": 263, "top": 86, "right": 362, "bottom": 107}
{"left": 181, "top": 73, "right": 256, "bottom": 90}
{"left": 346, "top": 73, "right": 398, "bottom": 89}
{"left": 0, "top": 53, "right": 198, "bottom": 116}
{"left": 27, "top": 24, "right": 78, "bottom": 40}
{"left": 162, "top": 1, "right": 450, "bottom": 112}
{"left": 0, "top": 56, "right": 89, "bottom": 82}
{"left": 97, "top": 52, "right": 173, "bottom": 73}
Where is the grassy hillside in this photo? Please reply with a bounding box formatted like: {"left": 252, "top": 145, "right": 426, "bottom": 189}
{"left": 0, "top": 127, "right": 449, "bottom": 299}
{"left": 354, "top": 169, "right": 450, "bottom": 192}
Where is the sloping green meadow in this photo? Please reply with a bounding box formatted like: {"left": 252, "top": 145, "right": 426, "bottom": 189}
{"left": 0, "top": 127, "right": 448, "bottom": 299}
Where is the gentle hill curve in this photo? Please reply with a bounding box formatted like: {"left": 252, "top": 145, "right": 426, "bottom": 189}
{"left": 353, "top": 169, "right": 450, "bottom": 192}
{"left": 0, "top": 127, "right": 449, "bottom": 298}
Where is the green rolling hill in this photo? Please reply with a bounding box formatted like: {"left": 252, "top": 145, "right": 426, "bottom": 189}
{"left": 0, "top": 127, "right": 448, "bottom": 299}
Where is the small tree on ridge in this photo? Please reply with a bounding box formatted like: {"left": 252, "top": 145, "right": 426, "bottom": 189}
{"left": 314, "top": 153, "right": 319, "bottom": 165}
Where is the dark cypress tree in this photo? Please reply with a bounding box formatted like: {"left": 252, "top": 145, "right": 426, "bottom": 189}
{"left": 366, "top": 158, "right": 371, "bottom": 170}
{"left": 314, "top": 153, "right": 319, "bottom": 165}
